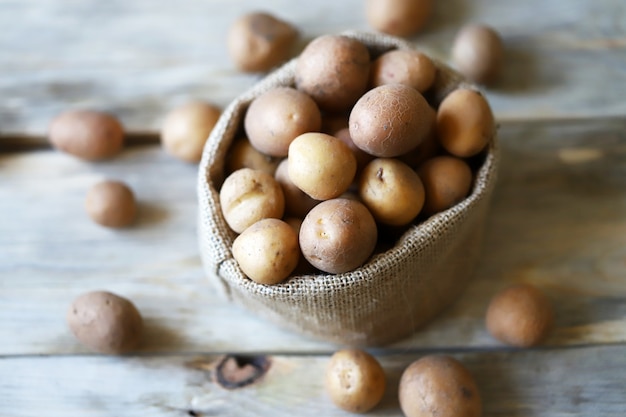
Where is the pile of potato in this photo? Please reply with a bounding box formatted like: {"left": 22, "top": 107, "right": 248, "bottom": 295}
{"left": 220, "top": 34, "right": 495, "bottom": 285}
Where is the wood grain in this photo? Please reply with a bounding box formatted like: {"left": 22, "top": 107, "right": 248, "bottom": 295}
{"left": 1, "top": 0, "right": 625, "bottom": 138}
{"left": 1, "top": 345, "right": 624, "bottom": 416}
{"left": 1, "top": 119, "right": 625, "bottom": 355}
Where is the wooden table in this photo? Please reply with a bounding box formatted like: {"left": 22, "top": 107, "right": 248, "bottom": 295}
{"left": 1, "top": 0, "right": 625, "bottom": 415}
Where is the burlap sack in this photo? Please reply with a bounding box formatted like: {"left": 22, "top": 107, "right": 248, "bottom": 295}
{"left": 197, "top": 31, "right": 499, "bottom": 346}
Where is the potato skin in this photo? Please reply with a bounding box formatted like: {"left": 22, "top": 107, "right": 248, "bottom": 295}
{"left": 244, "top": 87, "right": 322, "bottom": 157}
{"left": 227, "top": 12, "right": 298, "bottom": 72}
{"left": 274, "top": 159, "right": 319, "bottom": 218}
{"left": 299, "top": 198, "right": 377, "bottom": 274}
{"left": 486, "top": 284, "right": 554, "bottom": 347}
{"left": 226, "top": 137, "right": 280, "bottom": 176}
{"left": 370, "top": 49, "right": 436, "bottom": 93}
{"left": 296, "top": 35, "right": 370, "bottom": 113}
{"left": 67, "top": 291, "right": 143, "bottom": 354}
{"left": 359, "top": 158, "right": 425, "bottom": 226}
{"left": 452, "top": 24, "right": 504, "bottom": 85}
{"left": 232, "top": 218, "right": 300, "bottom": 285}
{"left": 418, "top": 156, "right": 473, "bottom": 216}
{"left": 350, "top": 84, "right": 433, "bottom": 157}
{"left": 85, "top": 180, "right": 137, "bottom": 228}
{"left": 219, "top": 168, "right": 285, "bottom": 234}
{"left": 325, "top": 349, "right": 386, "bottom": 413}
{"left": 365, "top": 0, "right": 433, "bottom": 37}
{"left": 161, "top": 101, "right": 221, "bottom": 163}
{"left": 49, "top": 110, "right": 124, "bottom": 160}
{"left": 399, "top": 355, "right": 482, "bottom": 417}
{"left": 436, "top": 88, "right": 495, "bottom": 158}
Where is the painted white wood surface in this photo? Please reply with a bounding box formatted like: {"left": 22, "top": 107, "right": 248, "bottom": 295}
{"left": 1, "top": 0, "right": 626, "bottom": 138}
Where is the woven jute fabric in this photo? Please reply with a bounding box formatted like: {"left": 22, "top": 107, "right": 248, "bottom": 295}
{"left": 197, "top": 31, "right": 499, "bottom": 346}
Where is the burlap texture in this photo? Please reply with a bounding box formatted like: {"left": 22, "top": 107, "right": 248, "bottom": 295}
{"left": 197, "top": 31, "right": 499, "bottom": 346}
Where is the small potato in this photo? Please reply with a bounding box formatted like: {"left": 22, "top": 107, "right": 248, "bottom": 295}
{"left": 274, "top": 159, "right": 319, "bottom": 218}
{"left": 486, "top": 283, "right": 554, "bottom": 347}
{"left": 296, "top": 35, "right": 370, "bottom": 113}
{"left": 350, "top": 84, "right": 433, "bottom": 157}
{"left": 220, "top": 168, "right": 285, "bottom": 234}
{"left": 359, "top": 158, "right": 425, "bottom": 226}
{"left": 399, "top": 355, "right": 482, "bottom": 417}
{"left": 48, "top": 110, "right": 124, "bottom": 160}
{"left": 227, "top": 11, "right": 298, "bottom": 72}
{"left": 452, "top": 24, "right": 504, "bottom": 85}
{"left": 370, "top": 49, "right": 437, "bottom": 93}
{"left": 85, "top": 180, "right": 137, "bottom": 228}
{"left": 232, "top": 218, "right": 300, "bottom": 285}
{"left": 418, "top": 156, "right": 473, "bottom": 216}
{"left": 244, "top": 87, "right": 322, "bottom": 157}
{"left": 288, "top": 133, "right": 357, "bottom": 201}
{"left": 67, "top": 290, "right": 143, "bottom": 354}
{"left": 436, "top": 88, "right": 495, "bottom": 158}
{"left": 226, "top": 137, "right": 280, "bottom": 176}
{"left": 161, "top": 101, "right": 221, "bottom": 163}
{"left": 325, "top": 349, "right": 386, "bottom": 413}
{"left": 299, "top": 198, "right": 377, "bottom": 274}
{"left": 333, "top": 127, "right": 375, "bottom": 173}
{"left": 365, "top": 0, "right": 433, "bottom": 37}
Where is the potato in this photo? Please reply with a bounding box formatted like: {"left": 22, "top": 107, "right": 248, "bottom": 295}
{"left": 219, "top": 168, "right": 285, "bottom": 234}
{"left": 370, "top": 49, "right": 436, "bottom": 93}
{"left": 397, "top": 115, "right": 439, "bottom": 168}
{"left": 48, "top": 110, "right": 124, "bottom": 160}
{"left": 399, "top": 355, "right": 482, "bottom": 417}
{"left": 365, "top": 0, "right": 433, "bottom": 37}
{"left": 226, "top": 137, "right": 280, "bottom": 176}
{"left": 418, "top": 156, "right": 473, "bottom": 216}
{"left": 359, "top": 158, "right": 425, "bottom": 226}
{"left": 232, "top": 218, "right": 300, "bottom": 285}
{"left": 85, "top": 180, "right": 137, "bottom": 228}
{"left": 333, "top": 127, "right": 375, "bottom": 173}
{"left": 296, "top": 35, "right": 370, "bottom": 113}
{"left": 274, "top": 159, "right": 319, "bottom": 218}
{"left": 299, "top": 198, "right": 377, "bottom": 274}
{"left": 227, "top": 11, "right": 298, "bottom": 72}
{"left": 349, "top": 84, "right": 433, "bottom": 157}
{"left": 436, "top": 88, "right": 495, "bottom": 158}
{"left": 325, "top": 349, "right": 386, "bottom": 413}
{"left": 452, "top": 24, "right": 504, "bottom": 85}
{"left": 244, "top": 87, "right": 322, "bottom": 157}
{"left": 161, "top": 100, "right": 221, "bottom": 163}
{"left": 67, "top": 290, "right": 143, "bottom": 354}
{"left": 486, "top": 283, "right": 554, "bottom": 347}
{"left": 288, "top": 133, "right": 357, "bottom": 200}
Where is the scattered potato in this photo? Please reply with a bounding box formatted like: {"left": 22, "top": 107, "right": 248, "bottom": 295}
{"left": 299, "top": 198, "right": 377, "bottom": 274}
{"left": 325, "top": 349, "right": 386, "bottom": 413}
{"left": 85, "top": 180, "right": 137, "bottom": 228}
{"left": 226, "top": 137, "right": 280, "bottom": 176}
{"left": 349, "top": 84, "right": 433, "bottom": 157}
{"left": 296, "top": 35, "right": 370, "bottom": 112}
{"left": 161, "top": 100, "right": 221, "bottom": 163}
{"left": 244, "top": 87, "right": 322, "bottom": 157}
{"left": 418, "top": 156, "right": 473, "bottom": 216}
{"left": 365, "top": 0, "right": 433, "bottom": 37}
{"left": 227, "top": 11, "right": 299, "bottom": 72}
{"left": 48, "top": 110, "right": 124, "bottom": 160}
{"left": 486, "top": 283, "right": 554, "bottom": 347}
{"left": 67, "top": 290, "right": 143, "bottom": 354}
{"left": 370, "top": 49, "right": 437, "bottom": 93}
{"left": 359, "top": 158, "right": 425, "bottom": 226}
{"left": 219, "top": 168, "right": 285, "bottom": 234}
{"left": 436, "top": 88, "right": 495, "bottom": 158}
{"left": 399, "top": 355, "right": 482, "bottom": 417}
{"left": 452, "top": 24, "right": 504, "bottom": 85}
{"left": 288, "top": 132, "right": 357, "bottom": 200}
{"left": 232, "top": 218, "right": 300, "bottom": 285}
{"left": 274, "top": 159, "right": 319, "bottom": 218}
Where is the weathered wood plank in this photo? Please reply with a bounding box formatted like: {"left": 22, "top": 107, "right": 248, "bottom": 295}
{"left": 1, "top": 119, "right": 625, "bottom": 355}
{"left": 1, "top": 0, "right": 625, "bottom": 138}
{"left": 1, "top": 345, "right": 625, "bottom": 416}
